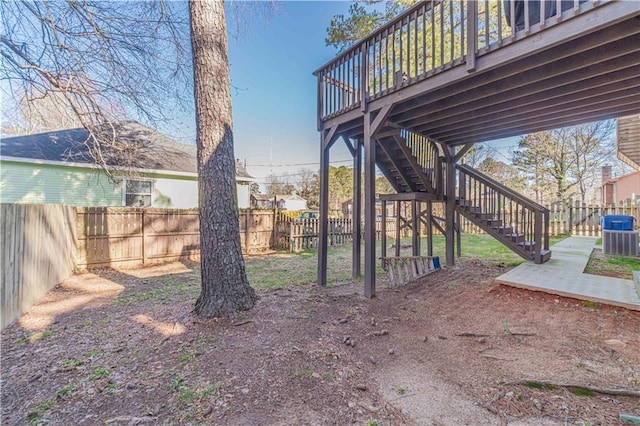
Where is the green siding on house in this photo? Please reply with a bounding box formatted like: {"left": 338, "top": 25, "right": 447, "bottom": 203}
{"left": 1, "top": 161, "right": 123, "bottom": 206}
{"left": 1, "top": 161, "right": 200, "bottom": 208}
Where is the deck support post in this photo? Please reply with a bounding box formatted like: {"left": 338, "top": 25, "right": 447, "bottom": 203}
{"left": 444, "top": 146, "right": 456, "bottom": 266}
{"left": 426, "top": 201, "right": 433, "bottom": 257}
{"left": 412, "top": 199, "right": 419, "bottom": 256}
{"left": 317, "top": 127, "right": 338, "bottom": 286}
{"left": 381, "top": 199, "right": 387, "bottom": 269}
{"left": 395, "top": 200, "right": 401, "bottom": 257}
{"left": 352, "top": 138, "right": 362, "bottom": 277}
{"left": 362, "top": 105, "right": 395, "bottom": 298}
{"left": 363, "top": 111, "right": 377, "bottom": 298}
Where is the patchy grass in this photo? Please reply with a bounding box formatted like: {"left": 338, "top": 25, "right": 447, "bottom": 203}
{"left": 606, "top": 255, "right": 640, "bottom": 269}
{"left": 582, "top": 300, "right": 600, "bottom": 309}
{"left": 584, "top": 249, "right": 640, "bottom": 280}
{"left": 293, "top": 369, "right": 315, "bottom": 379}
{"left": 245, "top": 245, "right": 384, "bottom": 290}
{"left": 569, "top": 387, "right": 595, "bottom": 397}
{"left": 522, "top": 381, "right": 556, "bottom": 390}
{"left": 118, "top": 273, "right": 198, "bottom": 304}
{"left": 87, "top": 366, "right": 110, "bottom": 381}
{"left": 244, "top": 234, "right": 569, "bottom": 289}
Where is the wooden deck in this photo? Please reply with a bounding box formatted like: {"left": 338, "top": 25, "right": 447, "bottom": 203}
{"left": 315, "top": 1, "right": 640, "bottom": 297}
{"left": 316, "top": 1, "right": 640, "bottom": 145}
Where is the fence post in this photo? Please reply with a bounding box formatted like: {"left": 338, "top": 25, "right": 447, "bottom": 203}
{"left": 245, "top": 210, "right": 251, "bottom": 253}
{"left": 289, "top": 219, "right": 294, "bottom": 252}
{"left": 566, "top": 199, "right": 573, "bottom": 235}
{"left": 142, "top": 209, "right": 147, "bottom": 264}
{"left": 273, "top": 197, "right": 278, "bottom": 249}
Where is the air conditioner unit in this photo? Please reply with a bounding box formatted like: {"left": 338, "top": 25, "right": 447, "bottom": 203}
{"left": 602, "top": 230, "right": 639, "bottom": 257}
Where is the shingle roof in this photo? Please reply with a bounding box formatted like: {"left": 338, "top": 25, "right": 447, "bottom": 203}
{"left": 235, "top": 160, "right": 253, "bottom": 180}
{"left": 251, "top": 194, "right": 273, "bottom": 201}
{"left": 0, "top": 121, "right": 197, "bottom": 173}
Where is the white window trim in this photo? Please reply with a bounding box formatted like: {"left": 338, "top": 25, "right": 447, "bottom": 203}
{"left": 123, "top": 178, "right": 154, "bottom": 207}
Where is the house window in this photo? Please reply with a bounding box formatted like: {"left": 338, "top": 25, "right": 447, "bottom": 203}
{"left": 125, "top": 179, "right": 152, "bottom": 207}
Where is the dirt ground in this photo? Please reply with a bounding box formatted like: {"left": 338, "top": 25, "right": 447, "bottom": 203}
{"left": 2, "top": 258, "right": 639, "bottom": 425}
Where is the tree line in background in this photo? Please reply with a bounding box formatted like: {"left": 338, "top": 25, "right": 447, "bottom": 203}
{"left": 256, "top": 120, "right": 627, "bottom": 213}
{"left": 466, "top": 121, "right": 628, "bottom": 205}
{"left": 251, "top": 165, "right": 394, "bottom": 212}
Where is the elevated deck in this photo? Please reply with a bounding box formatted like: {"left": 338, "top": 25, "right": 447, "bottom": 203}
{"left": 315, "top": 1, "right": 640, "bottom": 145}
{"left": 315, "top": 0, "right": 640, "bottom": 297}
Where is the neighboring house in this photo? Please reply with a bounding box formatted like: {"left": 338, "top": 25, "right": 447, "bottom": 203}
{"left": 601, "top": 166, "right": 640, "bottom": 205}
{"left": 250, "top": 194, "right": 308, "bottom": 210}
{"left": 234, "top": 160, "right": 254, "bottom": 209}
{"left": 251, "top": 194, "right": 275, "bottom": 209}
{"left": 276, "top": 194, "right": 307, "bottom": 211}
{"left": 0, "top": 121, "right": 254, "bottom": 209}
{"left": 342, "top": 196, "right": 397, "bottom": 218}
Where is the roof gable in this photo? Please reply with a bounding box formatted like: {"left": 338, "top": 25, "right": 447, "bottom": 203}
{"left": 1, "top": 121, "right": 196, "bottom": 173}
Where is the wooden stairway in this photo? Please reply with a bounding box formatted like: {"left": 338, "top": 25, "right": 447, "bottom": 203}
{"left": 375, "top": 131, "right": 441, "bottom": 195}
{"left": 374, "top": 131, "right": 551, "bottom": 264}
{"left": 456, "top": 164, "right": 551, "bottom": 264}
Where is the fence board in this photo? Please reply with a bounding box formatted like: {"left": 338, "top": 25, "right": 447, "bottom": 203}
{"left": 1, "top": 204, "right": 77, "bottom": 329}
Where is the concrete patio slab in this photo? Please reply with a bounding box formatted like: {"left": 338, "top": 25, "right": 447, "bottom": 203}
{"left": 496, "top": 237, "right": 640, "bottom": 311}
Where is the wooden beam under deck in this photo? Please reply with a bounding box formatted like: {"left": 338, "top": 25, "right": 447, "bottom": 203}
{"left": 379, "top": 192, "right": 441, "bottom": 202}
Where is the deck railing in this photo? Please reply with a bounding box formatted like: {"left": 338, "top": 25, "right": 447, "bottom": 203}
{"left": 315, "top": 0, "right": 595, "bottom": 121}
{"left": 402, "top": 129, "right": 442, "bottom": 193}
{"left": 457, "top": 164, "right": 550, "bottom": 263}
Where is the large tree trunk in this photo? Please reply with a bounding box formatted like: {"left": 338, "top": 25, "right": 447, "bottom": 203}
{"left": 189, "top": 0, "right": 257, "bottom": 317}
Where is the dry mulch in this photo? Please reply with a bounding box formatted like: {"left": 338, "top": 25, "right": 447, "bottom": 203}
{"left": 1, "top": 258, "right": 639, "bottom": 425}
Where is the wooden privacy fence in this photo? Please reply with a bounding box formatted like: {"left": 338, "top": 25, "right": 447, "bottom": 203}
{"left": 276, "top": 217, "right": 353, "bottom": 252}
{"left": 77, "top": 207, "right": 200, "bottom": 268}
{"left": 547, "top": 200, "right": 639, "bottom": 237}
{"left": 1, "top": 204, "right": 77, "bottom": 329}
{"left": 454, "top": 201, "right": 637, "bottom": 237}
{"left": 375, "top": 201, "right": 638, "bottom": 238}
{"left": 240, "top": 210, "right": 276, "bottom": 252}
{"left": 78, "top": 208, "right": 277, "bottom": 268}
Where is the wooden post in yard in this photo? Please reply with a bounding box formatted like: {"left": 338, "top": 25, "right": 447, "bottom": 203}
{"left": 411, "top": 199, "right": 419, "bottom": 256}
{"left": 317, "top": 126, "right": 337, "bottom": 285}
{"left": 352, "top": 139, "right": 362, "bottom": 278}
{"left": 245, "top": 209, "right": 251, "bottom": 253}
{"left": 381, "top": 199, "right": 387, "bottom": 269}
{"left": 142, "top": 209, "right": 147, "bottom": 264}
{"left": 363, "top": 110, "right": 377, "bottom": 298}
{"left": 444, "top": 146, "right": 456, "bottom": 266}
{"left": 426, "top": 201, "right": 433, "bottom": 257}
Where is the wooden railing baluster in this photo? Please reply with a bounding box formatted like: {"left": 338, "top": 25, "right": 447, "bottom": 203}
{"left": 316, "top": 0, "right": 600, "bottom": 119}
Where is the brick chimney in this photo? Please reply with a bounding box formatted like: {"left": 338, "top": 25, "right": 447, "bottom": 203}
{"left": 601, "top": 165, "right": 612, "bottom": 184}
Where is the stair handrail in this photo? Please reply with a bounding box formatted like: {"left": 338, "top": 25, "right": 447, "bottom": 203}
{"left": 456, "top": 164, "right": 547, "bottom": 213}
{"left": 457, "top": 163, "right": 550, "bottom": 261}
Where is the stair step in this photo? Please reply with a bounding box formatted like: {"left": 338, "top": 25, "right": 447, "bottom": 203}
{"left": 539, "top": 249, "right": 552, "bottom": 263}
{"left": 505, "top": 233, "right": 525, "bottom": 243}
{"left": 493, "top": 226, "right": 512, "bottom": 234}
{"left": 486, "top": 219, "right": 502, "bottom": 227}
{"left": 476, "top": 213, "right": 497, "bottom": 220}
{"left": 518, "top": 241, "right": 536, "bottom": 251}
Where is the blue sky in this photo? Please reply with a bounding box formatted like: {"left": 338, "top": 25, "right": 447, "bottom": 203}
{"left": 220, "top": 1, "right": 518, "bottom": 185}
{"left": 226, "top": 1, "right": 357, "bottom": 185}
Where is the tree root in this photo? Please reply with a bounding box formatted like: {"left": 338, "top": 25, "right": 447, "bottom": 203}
{"left": 510, "top": 379, "right": 640, "bottom": 397}
{"left": 456, "top": 332, "right": 536, "bottom": 337}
